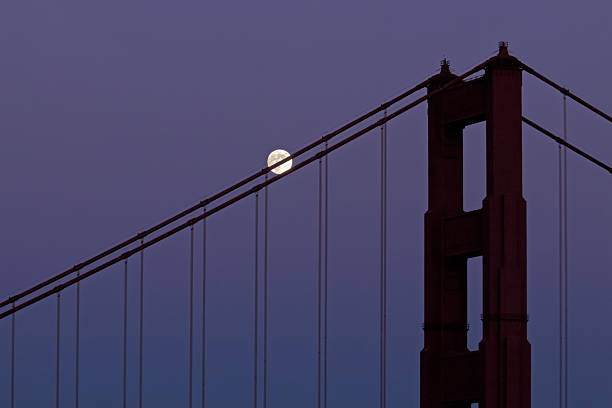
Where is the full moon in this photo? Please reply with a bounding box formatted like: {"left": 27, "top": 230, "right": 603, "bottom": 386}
{"left": 267, "top": 149, "right": 292, "bottom": 175}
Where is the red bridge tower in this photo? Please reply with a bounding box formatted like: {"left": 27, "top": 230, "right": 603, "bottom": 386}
{"left": 421, "top": 43, "right": 531, "bottom": 408}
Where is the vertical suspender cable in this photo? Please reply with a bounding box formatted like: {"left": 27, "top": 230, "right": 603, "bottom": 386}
{"left": 263, "top": 176, "right": 269, "bottom": 408}
{"left": 123, "top": 261, "right": 128, "bottom": 408}
{"left": 56, "top": 292, "right": 61, "bottom": 408}
{"left": 323, "top": 142, "right": 329, "bottom": 408}
{"left": 139, "top": 239, "right": 144, "bottom": 408}
{"left": 384, "top": 113, "right": 388, "bottom": 408}
{"left": 380, "top": 113, "right": 384, "bottom": 408}
{"left": 558, "top": 94, "right": 569, "bottom": 408}
{"left": 11, "top": 303, "right": 15, "bottom": 408}
{"left": 202, "top": 207, "right": 207, "bottom": 408}
{"left": 558, "top": 106, "right": 563, "bottom": 408}
{"left": 189, "top": 226, "right": 195, "bottom": 408}
{"left": 254, "top": 192, "right": 259, "bottom": 408}
{"left": 317, "top": 154, "right": 323, "bottom": 408}
{"left": 563, "top": 95, "right": 568, "bottom": 408}
{"left": 380, "top": 110, "right": 388, "bottom": 408}
{"left": 76, "top": 271, "right": 80, "bottom": 408}
{"left": 380, "top": 110, "right": 389, "bottom": 408}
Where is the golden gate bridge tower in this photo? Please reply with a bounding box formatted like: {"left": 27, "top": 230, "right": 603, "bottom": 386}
{"left": 421, "top": 43, "right": 530, "bottom": 408}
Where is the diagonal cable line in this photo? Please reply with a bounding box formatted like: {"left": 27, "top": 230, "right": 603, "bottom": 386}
{"left": 0, "top": 78, "right": 432, "bottom": 311}
{"left": 0, "top": 60, "right": 491, "bottom": 320}
{"left": 522, "top": 117, "right": 612, "bottom": 174}
{"left": 521, "top": 63, "right": 612, "bottom": 124}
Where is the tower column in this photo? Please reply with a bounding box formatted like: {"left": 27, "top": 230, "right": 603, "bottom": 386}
{"left": 421, "top": 43, "right": 530, "bottom": 408}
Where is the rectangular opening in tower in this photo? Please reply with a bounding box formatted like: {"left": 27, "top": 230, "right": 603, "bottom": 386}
{"left": 467, "top": 256, "right": 483, "bottom": 351}
{"left": 462, "top": 122, "right": 486, "bottom": 212}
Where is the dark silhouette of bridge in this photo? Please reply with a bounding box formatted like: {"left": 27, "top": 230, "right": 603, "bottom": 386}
{"left": 1, "top": 42, "right": 610, "bottom": 408}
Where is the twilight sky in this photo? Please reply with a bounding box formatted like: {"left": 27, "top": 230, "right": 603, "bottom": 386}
{"left": 1, "top": 1, "right": 611, "bottom": 407}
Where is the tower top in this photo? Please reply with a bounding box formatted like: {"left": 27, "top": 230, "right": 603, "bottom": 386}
{"left": 498, "top": 41, "right": 509, "bottom": 56}
{"left": 489, "top": 41, "right": 521, "bottom": 69}
{"left": 440, "top": 58, "right": 451, "bottom": 74}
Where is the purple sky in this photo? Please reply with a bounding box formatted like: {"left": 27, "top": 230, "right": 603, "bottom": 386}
{"left": 1, "top": 1, "right": 611, "bottom": 407}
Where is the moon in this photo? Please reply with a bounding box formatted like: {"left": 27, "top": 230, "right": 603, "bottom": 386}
{"left": 267, "top": 149, "right": 292, "bottom": 175}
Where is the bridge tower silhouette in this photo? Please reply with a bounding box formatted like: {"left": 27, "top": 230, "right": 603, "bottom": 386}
{"left": 421, "top": 43, "right": 530, "bottom": 407}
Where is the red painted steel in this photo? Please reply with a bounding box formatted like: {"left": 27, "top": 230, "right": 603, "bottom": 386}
{"left": 421, "top": 43, "right": 530, "bottom": 408}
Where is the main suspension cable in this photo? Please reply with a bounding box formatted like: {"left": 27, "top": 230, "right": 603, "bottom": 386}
{"left": 522, "top": 117, "right": 612, "bottom": 174}
{"left": 521, "top": 63, "right": 612, "bottom": 124}
{"left": 0, "top": 60, "right": 491, "bottom": 321}
{"left": 0, "top": 78, "right": 433, "bottom": 313}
